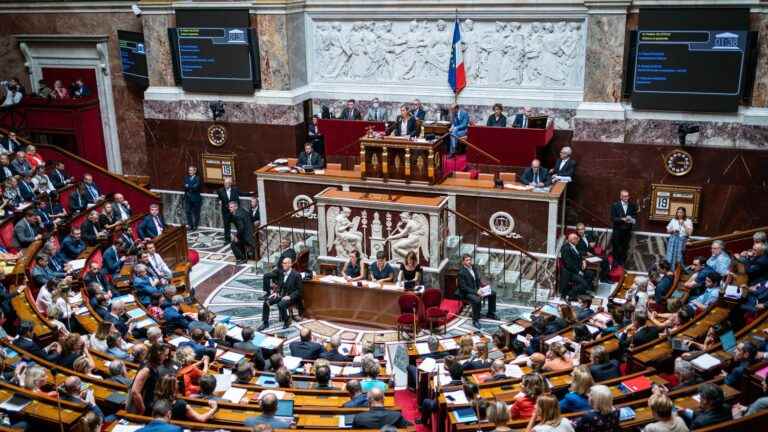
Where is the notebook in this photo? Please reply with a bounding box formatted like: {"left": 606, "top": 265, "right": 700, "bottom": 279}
{"left": 620, "top": 376, "right": 653, "bottom": 393}
{"left": 451, "top": 407, "right": 478, "bottom": 423}
{"left": 276, "top": 399, "right": 294, "bottom": 417}
{"left": 691, "top": 353, "right": 721, "bottom": 370}
{"left": 619, "top": 406, "right": 636, "bottom": 421}
{"left": 719, "top": 330, "right": 737, "bottom": 353}
{"left": 255, "top": 375, "right": 278, "bottom": 388}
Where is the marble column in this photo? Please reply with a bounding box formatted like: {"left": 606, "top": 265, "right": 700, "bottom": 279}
{"left": 582, "top": 5, "right": 629, "bottom": 103}
{"left": 750, "top": 12, "right": 768, "bottom": 107}
{"left": 256, "top": 11, "right": 307, "bottom": 91}
{"left": 141, "top": 8, "right": 175, "bottom": 87}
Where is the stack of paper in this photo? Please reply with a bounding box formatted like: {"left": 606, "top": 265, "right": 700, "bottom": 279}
{"left": 329, "top": 365, "right": 343, "bottom": 377}
{"left": 441, "top": 338, "right": 458, "bottom": 350}
{"left": 500, "top": 323, "right": 526, "bottom": 335}
{"left": 415, "top": 342, "right": 431, "bottom": 355}
{"left": 221, "top": 387, "right": 248, "bottom": 403}
{"left": 135, "top": 318, "right": 156, "bottom": 329}
{"left": 126, "top": 308, "right": 145, "bottom": 319}
{"left": 259, "top": 336, "right": 282, "bottom": 350}
{"left": 505, "top": 364, "right": 524, "bottom": 379}
{"left": 478, "top": 285, "right": 492, "bottom": 297}
{"left": 69, "top": 259, "right": 87, "bottom": 271}
{"left": 226, "top": 326, "right": 244, "bottom": 341}
{"left": 219, "top": 351, "right": 245, "bottom": 364}
{"left": 342, "top": 366, "right": 361, "bottom": 376}
{"left": 691, "top": 353, "right": 721, "bottom": 370}
{"left": 283, "top": 356, "right": 303, "bottom": 371}
{"left": 725, "top": 285, "right": 741, "bottom": 299}
{"left": 444, "top": 390, "right": 469, "bottom": 405}
{"left": 168, "top": 336, "right": 191, "bottom": 347}
{"left": 418, "top": 357, "right": 437, "bottom": 373}
{"left": 214, "top": 372, "right": 235, "bottom": 393}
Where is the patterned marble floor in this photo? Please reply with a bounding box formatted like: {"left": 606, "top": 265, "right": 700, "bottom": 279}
{"left": 189, "top": 228, "right": 618, "bottom": 349}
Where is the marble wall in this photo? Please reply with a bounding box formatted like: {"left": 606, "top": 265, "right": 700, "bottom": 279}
{"left": 583, "top": 14, "right": 626, "bottom": 103}
{"left": 142, "top": 13, "right": 176, "bottom": 88}
{"left": 257, "top": 13, "right": 307, "bottom": 91}
{"left": 144, "top": 99, "right": 304, "bottom": 125}
{"left": 157, "top": 190, "right": 252, "bottom": 228}
{"left": 0, "top": 12, "right": 148, "bottom": 174}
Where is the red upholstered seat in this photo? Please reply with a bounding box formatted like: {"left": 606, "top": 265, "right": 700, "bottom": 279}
{"left": 0, "top": 222, "right": 16, "bottom": 253}
{"left": 397, "top": 313, "right": 418, "bottom": 324}
{"left": 397, "top": 293, "right": 421, "bottom": 340}
{"left": 422, "top": 288, "right": 448, "bottom": 334}
{"left": 188, "top": 249, "right": 200, "bottom": 267}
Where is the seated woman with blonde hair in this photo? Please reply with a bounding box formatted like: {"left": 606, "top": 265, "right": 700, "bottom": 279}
{"left": 526, "top": 394, "right": 575, "bottom": 432}
{"left": 543, "top": 342, "right": 573, "bottom": 372}
{"left": 560, "top": 366, "right": 594, "bottom": 413}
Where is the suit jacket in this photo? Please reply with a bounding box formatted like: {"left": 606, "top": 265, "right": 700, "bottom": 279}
{"left": 216, "top": 186, "right": 241, "bottom": 210}
{"left": 560, "top": 243, "right": 582, "bottom": 274}
{"left": 486, "top": 114, "right": 507, "bottom": 127}
{"left": 133, "top": 275, "right": 162, "bottom": 304}
{"left": 31, "top": 266, "right": 65, "bottom": 287}
{"left": 80, "top": 219, "right": 103, "bottom": 246}
{"left": 365, "top": 107, "right": 388, "bottom": 122}
{"left": 690, "top": 405, "right": 732, "bottom": 429}
{"left": 184, "top": 175, "right": 202, "bottom": 204}
{"left": 629, "top": 326, "right": 659, "bottom": 347}
{"left": 10, "top": 158, "right": 31, "bottom": 177}
{"left": 576, "top": 232, "right": 597, "bottom": 256}
{"left": 289, "top": 339, "right": 323, "bottom": 360}
{"left": 451, "top": 110, "right": 469, "bottom": 137}
{"left": 352, "top": 407, "right": 411, "bottom": 429}
{"left": 520, "top": 167, "right": 550, "bottom": 186}
{"left": 59, "top": 235, "right": 85, "bottom": 261}
{"left": 68, "top": 191, "right": 87, "bottom": 213}
{"left": 457, "top": 265, "right": 481, "bottom": 299}
{"left": 308, "top": 123, "right": 321, "bottom": 136}
{"left": 135, "top": 420, "right": 183, "bottom": 432}
{"left": 138, "top": 214, "right": 165, "bottom": 239}
{"left": 391, "top": 116, "right": 418, "bottom": 137}
{"left": 14, "top": 336, "right": 60, "bottom": 362}
{"left": 83, "top": 183, "right": 100, "bottom": 203}
{"left": 113, "top": 202, "right": 132, "bottom": 221}
{"left": 232, "top": 207, "right": 255, "bottom": 247}
{"left": 0, "top": 164, "right": 14, "bottom": 183}
{"left": 611, "top": 201, "right": 638, "bottom": 230}
{"left": 49, "top": 169, "right": 70, "bottom": 189}
{"left": 511, "top": 113, "right": 528, "bottom": 128}
{"left": 553, "top": 158, "right": 576, "bottom": 178}
{"left": 298, "top": 151, "right": 324, "bottom": 169}
{"left": 84, "top": 269, "right": 114, "bottom": 294}
{"left": 319, "top": 350, "right": 352, "bottom": 362}
{"left": 163, "top": 305, "right": 190, "bottom": 331}
{"left": 12, "top": 218, "right": 38, "bottom": 249}
{"left": 411, "top": 108, "right": 426, "bottom": 121}
{"left": 0, "top": 138, "right": 20, "bottom": 154}
{"left": 274, "top": 248, "right": 297, "bottom": 270}
{"left": 18, "top": 180, "right": 35, "bottom": 202}
{"left": 279, "top": 269, "right": 302, "bottom": 303}
{"left": 339, "top": 107, "right": 362, "bottom": 120}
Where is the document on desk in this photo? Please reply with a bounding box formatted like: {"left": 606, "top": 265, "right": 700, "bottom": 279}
{"left": 505, "top": 364, "right": 524, "bottom": 379}
{"left": 168, "top": 336, "right": 191, "bottom": 347}
{"left": 418, "top": 357, "right": 437, "bottom": 373}
{"left": 283, "top": 355, "right": 303, "bottom": 371}
{"left": 441, "top": 338, "right": 458, "bottom": 350}
{"left": 112, "top": 424, "right": 144, "bottom": 432}
{"left": 415, "top": 342, "right": 431, "bottom": 355}
{"left": 500, "top": 323, "right": 526, "bottom": 335}
{"left": 222, "top": 387, "right": 248, "bottom": 403}
{"left": 444, "top": 390, "right": 469, "bottom": 405}
{"left": 0, "top": 395, "right": 31, "bottom": 412}
{"left": 219, "top": 351, "right": 245, "bottom": 364}
{"left": 691, "top": 353, "right": 721, "bottom": 370}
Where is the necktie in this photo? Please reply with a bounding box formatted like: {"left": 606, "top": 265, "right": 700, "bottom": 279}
{"left": 3, "top": 167, "right": 10, "bottom": 177}
{"left": 533, "top": 170, "right": 539, "bottom": 184}
{"left": 154, "top": 217, "right": 163, "bottom": 234}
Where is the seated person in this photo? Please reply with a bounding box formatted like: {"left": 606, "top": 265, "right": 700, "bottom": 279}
{"left": 687, "top": 273, "right": 722, "bottom": 313}
{"left": 457, "top": 253, "right": 498, "bottom": 328}
{"left": 464, "top": 342, "right": 492, "bottom": 370}
{"left": 644, "top": 393, "right": 688, "bottom": 432}
{"left": 576, "top": 295, "right": 595, "bottom": 321}
{"left": 352, "top": 388, "right": 411, "bottom": 428}
{"left": 243, "top": 393, "right": 291, "bottom": 428}
{"left": 343, "top": 379, "right": 368, "bottom": 408}
{"left": 694, "top": 240, "right": 731, "bottom": 286}
{"left": 80, "top": 210, "right": 107, "bottom": 246}
{"left": 589, "top": 346, "right": 620, "bottom": 381}
{"left": 82, "top": 174, "right": 103, "bottom": 203}
{"left": 360, "top": 358, "right": 388, "bottom": 392}
{"left": 314, "top": 364, "right": 335, "bottom": 389}
{"left": 319, "top": 335, "right": 352, "bottom": 362}
{"left": 683, "top": 256, "right": 706, "bottom": 296}
{"left": 723, "top": 341, "right": 757, "bottom": 389}
{"left": 297, "top": 142, "right": 324, "bottom": 170}
{"left": 397, "top": 250, "right": 422, "bottom": 288}
{"left": 275, "top": 367, "right": 292, "bottom": 388}
{"left": 520, "top": 159, "right": 550, "bottom": 187}
{"left": 193, "top": 375, "right": 224, "bottom": 401}
{"left": 733, "top": 374, "right": 768, "bottom": 418}
{"left": 368, "top": 251, "right": 395, "bottom": 283}
{"left": 550, "top": 146, "right": 576, "bottom": 180}
{"left": 653, "top": 260, "right": 675, "bottom": 305}
{"left": 679, "top": 383, "right": 732, "bottom": 428}
{"left": 57, "top": 227, "right": 86, "bottom": 264}
{"left": 289, "top": 327, "right": 323, "bottom": 360}
{"left": 342, "top": 250, "right": 365, "bottom": 282}
{"left": 510, "top": 373, "right": 547, "bottom": 419}
{"left": 138, "top": 204, "right": 165, "bottom": 239}
{"left": 485, "top": 359, "right": 508, "bottom": 382}
{"left": 132, "top": 263, "right": 164, "bottom": 305}
{"left": 12, "top": 210, "right": 41, "bottom": 249}
{"left": 486, "top": 103, "right": 506, "bottom": 127}
{"left": 560, "top": 366, "right": 594, "bottom": 413}
{"left": 259, "top": 256, "right": 301, "bottom": 330}
{"left": 232, "top": 326, "right": 266, "bottom": 370}
{"left": 735, "top": 242, "right": 768, "bottom": 285}
{"left": 543, "top": 342, "right": 573, "bottom": 372}
{"left": 741, "top": 280, "right": 768, "bottom": 316}
{"left": 621, "top": 311, "right": 659, "bottom": 349}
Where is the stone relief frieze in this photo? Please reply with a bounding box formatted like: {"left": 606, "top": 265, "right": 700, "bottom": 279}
{"left": 310, "top": 18, "right": 585, "bottom": 89}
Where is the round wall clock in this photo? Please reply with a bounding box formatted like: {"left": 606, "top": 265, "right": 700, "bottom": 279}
{"left": 207, "top": 124, "right": 228, "bottom": 147}
{"left": 665, "top": 149, "right": 693, "bottom": 176}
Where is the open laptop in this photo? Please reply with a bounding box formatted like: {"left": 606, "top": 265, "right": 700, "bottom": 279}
{"left": 719, "top": 330, "right": 737, "bottom": 353}
{"left": 275, "top": 399, "right": 294, "bottom": 421}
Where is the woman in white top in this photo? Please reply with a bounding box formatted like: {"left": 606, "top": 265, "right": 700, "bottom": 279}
{"left": 526, "top": 394, "right": 575, "bottom": 432}
{"left": 642, "top": 393, "right": 689, "bottom": 432}
{"left": 35, "top": 281, "right": 54, "bottom": 316}
{"left": 52, "top": 284, "right": 73, "bottom": 324}
{"left": 665, "top": 207, "right": 693, "bottom": 269}
{"left": 89, "top": 321, "right": 112, "bottom": 353}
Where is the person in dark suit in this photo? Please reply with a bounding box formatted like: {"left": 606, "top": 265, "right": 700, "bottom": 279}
{"left": 82, "top": 173, "right": 103, "bottom": 203}
{"left": 343, "top": 380, "right": 368, "bottom": 408}
{"left": 262, "top": 238, "right": 296, "bottom": 300}
{"left": 138, "top": 204, "right": 165, "bottom": 240}
{"left": 69, "top": 183, "right": 89, "bottom": 213}
{"left": 232, "top": 326, "right": 266, "bottom": 369}
{"left": 243, "top": 393, "right": 291, "bottom": 428}
{"left": 308, "top": 114, "right": 321, "bottom": 137}
{"left": 559, "top": 233, "right": 590, "bottom": 301}
{"left": 0, "top": 130, "right": 21, "bottom": 155}
{"left": 13, "top": 320, "right": 61, "bottom": 362}
{"left": 623, "top": 312, "right": 659, "bottom": 348}
{"left": 249, "top": 196, "right": 261, "bottom": 229}
{"left": 575, "top": 223, "right": 597, "bottom": 256}
{"left": 71, "top": 78, "right": 90, "bottom": 98}
{"left": 486, "top": 103, "right": 507, "bottom": 127}
{"left": 319, "top": 335, "right": 352, "bottom": 362}
{"left": 163, "top": 295, "right": 191, "bottom": 332}
{"left": 183, "top": 166, "right": 202, "bottom": 231}
{"left": 588, "top": 346, "right": 620, "bottom": 382}
{"left": 31, "top": 255, "right": 67, "bottom": 287}
{"left": 308, "top": 115, "right": 324, "bottom": 156}
{"left": 289, "top": 328, "right": 323, "bottom": 360}
{"left": 550, "top": 146, "right": 576, "bottom": 179}
{"left": 49, "top": 161, "right": 72, "bottom": 189}
{"left": 0, "top": 155, "right": 14, "bottom": 183}
{"left": 484, "top": 359, "right": 509, "bottom": 382}
{"left": 228, "top": 201, "right": 255, "bottom": 265}
{"left": 12, "top": 210, "right": 41, "bottom": 249}
{"left": 520, "top": 159, "right": 550, "bottom": 187}
{"left": 17, "top": 174, "right": 36, "bottom": 202}
{"left": 113, "top": 193, "right": 132, "bottom": 221}
{"left": 390, "top": 105, "right": 418, "bottom": 137}
{"left": 610, "top": 189, "right": 638, "bottom": 266}
{"left": 680, "top": 383, "right": 732, "bottom": 429}
{"left": 10, "top": 151, "right": 31, "bottom": 177}
{"left": 135, "top": 400, "right": 183, "bottom": 432}
{"left": 457, "top": 254, "right": 497, "bottom": 328}
{"left": 56, "top": 228, "right": 85, "bottom": 264}
{"left": 297, "top": 142, "right": 324, "bottom": 170}
{"left": 81, "top": 210, "right": 106, "bottom": 246}
{"left": 339, "top": 99, "right": 362, "bottom": 120}
{"left": 259, "top": 257, "right": 302, "bottom": 330}
{"left": 411, "top": 99, "right": 426, "bottom": 121}
{"left": 84, "top": 261, "right": 116, "bottom": 295}
{"left": 352, "top": 388, "right": 411, "bottom": 428}
{"left": 215, "top": 176, "right": 240, "bottom": 243}
{"left": 101, "top": 240, "right": 124, "bottom": 277}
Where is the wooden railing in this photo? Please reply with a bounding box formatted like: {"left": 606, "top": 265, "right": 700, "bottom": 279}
{"left": 685, "top": 225, "right": 767, "bottom": 262}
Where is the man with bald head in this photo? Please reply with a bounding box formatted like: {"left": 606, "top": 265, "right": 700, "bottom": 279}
{"left": 244, "top": 392, "right": 291, "bottom": 428}
{"left": 289, "top": 327, "right": 322, "bottom": 360}
{"left": 352, "top": 387, "right": 411, "bottom": 428}
{"left": 60, "top": 376, "right": 104, "bottom": 418}
{"left": 319, "top": 335, "right": 351, "bottom": 362}
{"left": 559, "top": 232, "right": 590, "bottom": 301}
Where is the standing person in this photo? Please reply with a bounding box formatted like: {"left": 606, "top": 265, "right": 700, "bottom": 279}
{"left": 448, "top": 104, "right": 469, "bottom": 157}
{"left": 411, "top": 99, "right": 426, "bottom": 121}
{"left": 339, "top": 99, "right": 362, "bottom": 120}
{"left": 215, "top": 176, "right": 241, "bottom": 243}
{"left": 183, "top": 166, "right": 202, "bottom": 232}
{"left": 486, "top": 103, "right": 507, "bottom": 127}
{"left": 128, "top": 343, "right": 167, "bottom": 416}
{"left": 665, "top": 207, "right": 693, "bottom": 269}
{"left": 365, "top": 97, "right": 388, "bottom": 122}
{"left": 229, "top": 201, "right": 255, "bottom": 265}
{"left": 610, "top": 190, "right": 638, "bottom": 266}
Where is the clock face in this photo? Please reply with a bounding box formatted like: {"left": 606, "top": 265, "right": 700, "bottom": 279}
{"left": 665, "top": 149, "right": 693, "bottom": 176}
{"left": 207, "top": 124, "right": 227, "bottom": 147}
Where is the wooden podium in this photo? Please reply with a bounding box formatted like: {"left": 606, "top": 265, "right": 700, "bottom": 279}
{"left": 359, "top": 134, "right": 449, "bottom": 184}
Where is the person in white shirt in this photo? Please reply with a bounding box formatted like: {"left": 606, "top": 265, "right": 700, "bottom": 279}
{"left": 665, "top": 207, "right": 693, "bottom": 269}
{"left": 145, "top": 241, "right": 173, "bottom": 280}
{"left": 526, "top": 394, "right": 575, "bottom": 432}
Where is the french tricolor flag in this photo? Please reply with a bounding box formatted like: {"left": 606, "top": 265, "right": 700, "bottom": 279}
{"left": 448, "top": 18, "right": 467, "bottom": 95}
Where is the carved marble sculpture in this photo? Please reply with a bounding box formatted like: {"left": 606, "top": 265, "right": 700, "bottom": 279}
{"left": 385, "top": 212, "right": 430, "bottom": 262}
{"left": 311, "top": 18, "right": 585, "bottom": 89}
{"left": 326, "top": 206, "right": 365, "bottom": 259}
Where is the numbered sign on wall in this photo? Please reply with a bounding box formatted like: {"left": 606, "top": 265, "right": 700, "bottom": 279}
{"left": 649, "top": 184, "right": 702, "bottom": 223}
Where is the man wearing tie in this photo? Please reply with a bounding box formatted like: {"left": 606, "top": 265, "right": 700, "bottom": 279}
{"left": 0, "top": 131, "right": 20, "bottom": 155}
{"left": 457, "top": 254, "right": 497, "bottom": 328}
{"left": 229, "top": 201, "right": 255, "bottom": 265}
{"left": 249, "top": 196, "right": 261, "bottom": 228}
{"left": 448, "top": 104, "right": 469, "bottom": 157}
{"left": 12, "top": 210, "right": 41, "bottom": 249}
{"left": 138, "top": 203, "right": 165, "bottom": 240}
{"left": 49, "top": 161, "right": 72, "bottom": 189}
{"left": 520, "top": 159, "right": 550, "bottom": 188}
{"left": 82, "top": 174, "right": 103, "bottom": 203}
{"left": 339, "top": 99, "right": 362, "bottom": 120}
{"left": 18, "top": 174, "right": 36, "bottom": 202}
{"left": 113, "top": 193, "right": 132, "bottom": 221}
{"left": 610, "top": 190, "right": 638, "bottom": 266}
{"left": 297, "top": 143, "right": 324, "bottom": 170}
{"left": 146, "top": 242, "right": 173, "bottom": 280}
{"left": 69, "top": 183, "right": 88, "bottom": 213}
{"left": 259, "top": 256, "right": 302, "bottom": 330}
{"left": 183, "top": 166, "right": 202, "bottom": 232}
{"left": 11, "top": 151, "right": 31, "bottom": 177}
{"left": 261, "top": 238, "right": 296, "bottom": 301}
{"left": 560, "top": 233, "right": 590, "bottom": 301}
{"left": 102, "top": 239, "right": 125, "bottom": 277}
{"left": 550, "top": 146, "right": 576, "bottom": 180}
{"left": 216, "top": 176, "right": 241, "bottom": 243}
{"left": 391, "top": 105, "right": 417, "bottom": 137}
{"left": 0, "top": 156, "right": 14, "bottom": 183}
{"left": 365, "top": 98, "right": 388, "bottom": 122}
{"left": 411, "top": 99, "right": 426, "bottom": 121}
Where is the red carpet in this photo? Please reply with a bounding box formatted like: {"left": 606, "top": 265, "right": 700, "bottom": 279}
{"left": 395, "top": 389, "right": 430, "bottom": 432}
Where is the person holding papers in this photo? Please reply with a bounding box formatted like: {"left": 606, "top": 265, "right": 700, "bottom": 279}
{"left": 369, "top": 251, "right": 395, "bottom": 283}
{"left": 457, "top": 254, "right": 498, "bottom": 328}
{"left": 342, "top": 250, "right": 365, "bottom": 282}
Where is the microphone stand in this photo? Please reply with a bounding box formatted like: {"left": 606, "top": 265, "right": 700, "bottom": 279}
{"left": 52, "top": 368, "right": 65, "bottom": 432}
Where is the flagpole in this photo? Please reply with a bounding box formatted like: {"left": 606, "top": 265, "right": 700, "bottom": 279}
{"left": 454, "top": 8, "right": 459, "bottom": 106}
